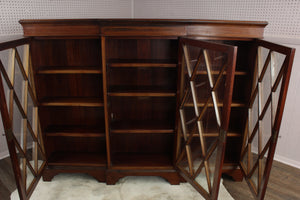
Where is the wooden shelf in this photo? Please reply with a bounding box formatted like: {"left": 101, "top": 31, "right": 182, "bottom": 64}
{"left": 108, "top": 86, "right": 176, "bottom": 97}
{"left": 45, "top": 125, "right": 105, "bottom": 137}
{"left": 37, "top": 66, "right": 102, "bottom": 74}
{"left": 111, "top": 120, "right": 174, "bottom": 134}
{"left": 111, "top": 153, "right": 173, "bottom": 170}
{"left": 40, "top": 97, "right": 104, "bottom": 107}
{"left": 108, "top": 59, "right": 177, "bottom": 68}
{"left": 47, "top": 152, "right": 106, "bottom": 167}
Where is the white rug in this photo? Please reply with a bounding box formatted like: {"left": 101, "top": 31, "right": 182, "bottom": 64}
{"left": 11, "top": 174, "right": 234, "bottom": 200}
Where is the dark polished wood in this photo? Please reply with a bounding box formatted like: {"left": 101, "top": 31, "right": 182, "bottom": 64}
{"left": 106, "top": 169, "right": 181, "bottom": 185}
{"left": 19, "top": 19, "right": 267, "bottom": 38}
{"left": 0, "top": 36, "right": 31, "bottom": 51}
{"left": 43, "top": 166, "right": 106, "bottom": 182}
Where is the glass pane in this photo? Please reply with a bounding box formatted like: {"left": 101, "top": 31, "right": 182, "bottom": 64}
{"left": 27, "top": 93, "right": 35, "bottom": 127}
{"left": 28, "top": 67, "right": 33, "bottom": 89}
{"left": 14, "top": 59, "right": 25, "bottom": 105}
{"left": 260, "top": 60, "right": 271, "bottom": 107}
{"left": 258, "top": 47, "right": 270, "bottom": 76}
{"left": 195, "top": 163, "right": 209, "bottom": 192}
{"left": 190, "top": 135, "right": 204, "bottom": 174}
{"left": 0, "top": 49, "right": 13, "bottom": 81}
{"left": 25, "top": 128, "right": 34, "bottom": 161}
{"left": 249, "top": 95, "right": 259, "bottom": 135}
{"left": 26, "top": 163, "right": 34, "bottom": 190}
{"left": 194, "top": 112, "right": 219, "bottom": 194}
{"left": 249, "top": 128, "right": 259, "bottom": 192}
{"left": 241, "top": 145, "right": 249, "bottom": 173}
{"left": 16, "top": 46, "right": 26, "bottom": 68}
{"left": 272, "top": 78, "right": 282, "bottom": 125}
{"left": 36, "top": 142, "right": 46, "bottom": 171}
{"left": 261, "top": 105, "right": 272, "bottom": 149}
{"left": 271, "top": 51, "right": 286, "bottom": 86}
{"left": 0, "top": 72, "right": 10, "bottom": 106}
{"left": 12, "top": 101, "right": 23, "bottom": 146}
{"left": 261, "top": 148, "right": 269, "bottom": 182}
{"left": 0, "top": 115, "right": 8, "bottom": 155}
{"left": 184, "top": 45, "right": 203, "bottom": 76}
{"left": 251, "top": 128, "right": 259, "bottom": 166}
{"left": 37, "top": 124, "right": 44, "bottom": 151}
{"left": 178, "top": 40, "right": 235, "bottom": 199}
{"left": 208, "top": 146, "right": 218, "bottom": 187}
{"left": 15, "top": 146, "right": 25, "bottom": 183}
{"left": 250, "top": 164, "right": 259, "bottom": 194}
{"left": 182, "top": 90, "right": 197, "bottom": 123}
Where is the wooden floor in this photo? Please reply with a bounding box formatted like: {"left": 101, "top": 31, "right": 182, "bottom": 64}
{"left": 0, "top": 157, "right": 299, "bottom": 200}
{"left": 0, "top": 157, "right": 16, "bottom": 200}
{"left": 223, "top": 160, "right": 300, "bottom": 200}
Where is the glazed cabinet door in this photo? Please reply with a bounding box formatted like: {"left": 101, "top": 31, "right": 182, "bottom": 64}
{"left": 0, "top": 39, "right": 46, "bottom": 200}
{"left": 240, "top": 40, "right": 295, "bottom": 200}
{"left": 176, "top": 38, "right": 237, "bottom": 200}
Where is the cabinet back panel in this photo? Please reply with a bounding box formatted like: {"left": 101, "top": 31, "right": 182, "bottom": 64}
{"left": 232, "top": 75, "right": 251, "bottom": 103}
{"left": 36, "top": 74, "right": 103, "bottom": 99}
{"left": 106, "top": 39, "right": 178, "bottom": 60}
{"left": 111, "top": 134, "right": 173, "bottom": 154}
{"left": 108, "top": 67, "right": 177, "bottom": 90}
{"left": 39, "top": 107, "right": 105, "bottom": 130}
{"left": 46, "top": 137, "right": 106, "bottom": 155}
{"left": 229, "top": 108, "right": 247, "bottom": 134}
{"left": 224, "top": 137, "right": 242, "bottom": 164}
{"left": 109, "top": 97, "right": 176, "bottom": 122}
{"left": 31, "top": 39, "right": 102, "bottom": 67}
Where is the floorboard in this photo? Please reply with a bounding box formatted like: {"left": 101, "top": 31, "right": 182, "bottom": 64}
{"left": 0, "top": 158, "right": 15, "bottom": 200}
{"left": 223, "top": 160, "right": 300, "bottom": 200}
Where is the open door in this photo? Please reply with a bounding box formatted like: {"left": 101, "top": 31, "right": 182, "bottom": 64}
{"left": 176, "top": 38, "right": 237, "bottom": 200}
{"left": 0, "top": 38, "right": 46, "bottom": 200}
{"left": 240, "top": 40, "right": 295, "bottom": 200}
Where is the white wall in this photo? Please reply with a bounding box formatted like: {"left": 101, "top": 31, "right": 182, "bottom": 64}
{"left": 0, "top": 0, "right": 299, "bottom": 168}
{"left": 0, "top": 0, "right": 133, "bottom": 36}
{"left": 134, "top": 0, "right": 300, "bottom": 38}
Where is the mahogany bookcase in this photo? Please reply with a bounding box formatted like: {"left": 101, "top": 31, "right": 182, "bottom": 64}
{"left": 0, "top": 19, "right": 295, "bottom": 200}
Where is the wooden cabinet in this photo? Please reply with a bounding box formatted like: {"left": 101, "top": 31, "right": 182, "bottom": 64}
{"left": 0, "top": 19, "right": 295, "bottom": 200}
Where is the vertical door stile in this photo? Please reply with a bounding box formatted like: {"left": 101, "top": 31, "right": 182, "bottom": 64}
{"left": 240, "top": 39, "right": 295, "bottom": 200}
{"left": 176, "top": 38, "right": 237, "bottom": 200}
{"left": 0, "top": 45, "right": 25, "bottom": 199}
{"left": 101, "top": 36, "right": 111, "bottom": 168}
{"left": 0, "top": 39, "right": 47, "bottom": 200}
